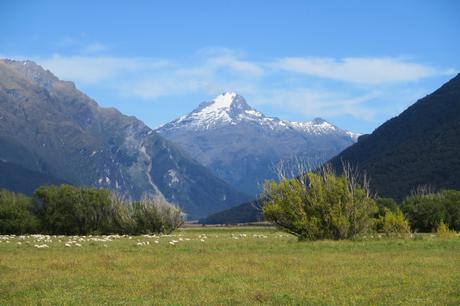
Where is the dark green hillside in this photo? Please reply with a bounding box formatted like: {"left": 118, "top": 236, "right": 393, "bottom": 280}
{"left": 200, "top": 200, "right": 263, "bottom": 224}
{"left": 330, "top": 73, "right": 460, "bottom": 200}
{"left": 0, "top": 160, "right": 66, "bottom": 195}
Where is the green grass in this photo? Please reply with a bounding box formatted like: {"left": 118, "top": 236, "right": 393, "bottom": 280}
{"left": 0, "top": 228, "right": 459, "bottom": 305}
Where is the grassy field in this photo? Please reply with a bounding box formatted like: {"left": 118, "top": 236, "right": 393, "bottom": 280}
{"left": 0, "top": 227, "right": 459, "bottom": 305}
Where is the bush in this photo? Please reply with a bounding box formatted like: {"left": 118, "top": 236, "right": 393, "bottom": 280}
{"left": 0, "top": 189, "right": 39, "bottom": 234}
{"left": 131, "top": 197, "right": 184, "bottom": 234}
{"left": 262, "top": 166, "right": 377, "bottom": 240}
{"left": 376, "top": 208, "right": 410, "bottom": 235}
{"left": 441, "top": 190, "right": 460, "bottom": 230}
{"left": 32, "top": 185, "right": 184, "bottom": 235}
{"left": 436, "top": 221, "right": 457, "bottom": 239}
{"left": 108, "top": 194, "right": 137, "bottom": 234}
{"left": 33, "top": 185, "right": 113, "bottom": 235}
{"left": 402, "top": 190, "right": 460, "bottom": 232}
{"left": 375, "top": 198, "right": 399, "bottom": 217}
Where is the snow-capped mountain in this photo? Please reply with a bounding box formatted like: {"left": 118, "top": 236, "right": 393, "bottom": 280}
{"left": 160, "top": 92, "right": 359, "bottom": 140}
{"left": 157, "top": 92, "right": 359, "bottom": 196}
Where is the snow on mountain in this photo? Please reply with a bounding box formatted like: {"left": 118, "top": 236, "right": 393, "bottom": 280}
{"left": 161, "top": 92, "right": 359, "bottom": 140}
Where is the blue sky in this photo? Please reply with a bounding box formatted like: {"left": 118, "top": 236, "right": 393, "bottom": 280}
{"left": 1, "top": 0, "right": 459, "bottom": 133}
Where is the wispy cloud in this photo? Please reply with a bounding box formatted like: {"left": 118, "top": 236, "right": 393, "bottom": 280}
{"left": 36, "top": 50, "right": 264, "bottom": 99}
{"left": 39, "top": 55, "right": 170, "bottom": 84}
{"left": 55, "top": 35, "right": 109, "bottom": 55}
{"left": 82, "top": 42, "right": 107, "bottom": 53}
{"left": 251, "top": 89, "right": 382, "bottom": 121}
{"left": 8, "top": 48, "right": 454, "bottom": 124}
{"left": 273, "top": 57, "right": 449, "bottom": 84}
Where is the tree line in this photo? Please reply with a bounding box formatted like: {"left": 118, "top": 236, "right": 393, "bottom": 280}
{"left": 0, "top": 184, "right": 184, "bottom": 235}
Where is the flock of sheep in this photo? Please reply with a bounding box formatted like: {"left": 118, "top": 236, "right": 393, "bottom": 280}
{"left": 0, "top": 232, "right": 291, "bottom": 249}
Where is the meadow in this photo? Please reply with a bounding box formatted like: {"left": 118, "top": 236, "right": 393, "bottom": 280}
{"left": 0, "top": 227, "right": 459, "bottom": 305}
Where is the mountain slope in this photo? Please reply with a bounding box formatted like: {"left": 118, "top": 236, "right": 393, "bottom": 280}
{"left": 200, "top": 199, "right": 263, "bottom": 224}
{"left": 0, "top": 59, "right": 250, "bottom": 219}
{"left": 0, "top": 160, "right": 66, "bottom": 195}
{"left": 330, "top": 73, "right": 460, "bottom": 200}
{"left": 157, "top": 92, "right": 358, "bottom": 196}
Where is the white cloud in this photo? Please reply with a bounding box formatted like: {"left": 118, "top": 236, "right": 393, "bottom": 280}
{"left": 273, "top": 57, "right": 447, "bottom": 84}
{"left": 33, "top": 50, "right": 265, "bottom": 98}
{"left": 56, "top": 36, "right": 109, "bottom": 54}
{"left": 251, "top": 89, "right": 382, "bottom": 121}
{"left": 82, "top": 42, "right": 107, "bottom": 53}
{"left": 38, "top": 55, "right": 170, "bottom": 84}
{"left": 9, "top": 49, "right": 453, "bottom": 124}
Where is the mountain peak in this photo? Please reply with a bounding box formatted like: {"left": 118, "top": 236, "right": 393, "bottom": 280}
{"left": 312, "top": 117, "right": 327, "bottom": 124}
{"left": 206, "top": 92, "right": 251, "bottom": 113}
{"left": 1, "top": 58, "right": 60, "bottom": 88}
{"left": 158, "top": 93, "right": 358, "bottom": 142}
{"left": 168, "top": 92, "right": 257, "bottom": 129}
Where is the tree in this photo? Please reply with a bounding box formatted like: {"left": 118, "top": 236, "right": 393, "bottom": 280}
{"left": 402, "top": 189, "right": 460, "bottom": 232}
{"left": 33, "top": 185, "right": 113, "bottom": 235}
{"left": 375, "top": 198, "right": 399, "bottom": 217}
{"left": 0, "top": 189, "right": 39, "bottom": 234}
{"left": 263, "top": 165, "right": 377, "bottom": 240}
{"left": 1, "top": 184, "right": 185, "bottom": 235}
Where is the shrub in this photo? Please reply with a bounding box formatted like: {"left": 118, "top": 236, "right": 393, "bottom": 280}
{"left": 441, "top": 190, "right": 460, "bottom": 231}
{"left": 262, "top": 166, "right": 377, "bottom": 240}
{"left": 108, "top": 194, "right": 137, "bottom": 234}
{"left": 33, "top": 185, "right": 184, "bottom": 235}
{"left": 402, "top": 189, "right": 460, "bottom": 232}
{"left": 436, "top": 221, "right": 457, "bottom": 239}
{"left": 375, "top": 198, "right": 399, "bottom": 217}
{"left": 131, "top": 196, "right": 184, "bottom": 234}
{"left": 33, "top": 185, "right": 113, "bottom": 235}
{"left": 0, "top": 189, "right": 39, "bottom": 234}
{"left": 376, "top": 208, "right": 410, "bottom": 235}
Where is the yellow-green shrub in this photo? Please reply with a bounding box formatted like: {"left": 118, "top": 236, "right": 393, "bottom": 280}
{"left": 263, "top": 167, "right": 377, "bottom": 240}
{"left": 377, "top": 208, "right": 410, "bottom": 235}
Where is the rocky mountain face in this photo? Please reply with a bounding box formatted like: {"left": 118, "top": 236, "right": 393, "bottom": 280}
{"left": 330, "top": 73, "right": 460, "bottom": 200}
{"left": 0, "top": 59, "right": 250, "bottom": 219}
{"left": 157, "top": 92, "right": 358, "bottom": 196}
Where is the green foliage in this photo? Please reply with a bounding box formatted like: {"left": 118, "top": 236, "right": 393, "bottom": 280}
{"left": 33, "top": 185, "right": 113, "bottom": 235}
{"left": 131, "top": 197, "right": 184, "bottom": 234}
{"left": 27, "top": 185, "right": 185, "bottom": 235}
{"left": 107, "top": 195, "right": 137, "bottom": 234}
{"left": 375, "top": 197, "right": 399, "bottom": 217}
{"left": 0, "top": 189, "right": 39, "bottom": 234}
{"left": 376, "top": 208, "right": 410, "bottom": 235}
{"left": 436, "top": 221, "right": 457, "bottom": 239}
{"left": 402, "top": 189, "right": 460, "bottom": 232}
{"left": 263, "top": 168, "right": 377, "bottom": 240}
{"left": 440, "top": 190, "right": 460, "bottom": 230}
